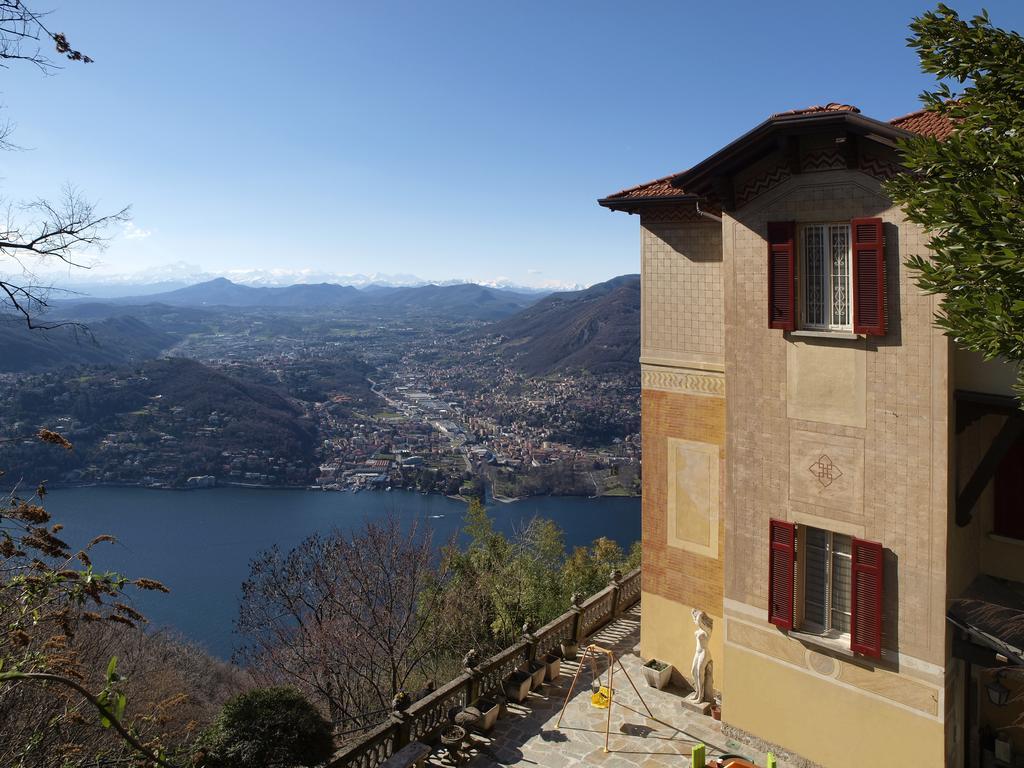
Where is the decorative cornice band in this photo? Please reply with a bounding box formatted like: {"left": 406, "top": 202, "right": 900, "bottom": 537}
{"left": 642, "top": 364, "right": 725, "bottom": 397}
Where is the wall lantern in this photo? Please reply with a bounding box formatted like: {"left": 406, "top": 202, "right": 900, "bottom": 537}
{"left": 987, "top": 669, "right": 1011, "bottom": 707}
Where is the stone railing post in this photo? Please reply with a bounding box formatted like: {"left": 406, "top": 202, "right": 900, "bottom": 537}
{"left": 521, "top": 622, "right": 537, "bottom": 664}
{"left": 571, "top": 592, "right": 586, "bottom": 645}
{"left": 463, "top": 649, "right": 482, "bottom": 704}
{"left": 390, "top": 692, "right": 412, "bottom": 749}
{"left": 609, "top": 569, "right": 623, "bottom": 619}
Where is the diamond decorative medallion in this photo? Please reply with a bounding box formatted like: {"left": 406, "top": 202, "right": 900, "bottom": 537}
{"left": 809, "top": 455, "right": 842, "bottom": 488}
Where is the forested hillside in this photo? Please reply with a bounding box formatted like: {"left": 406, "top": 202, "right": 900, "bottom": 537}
{"left": 0, "top": 316, "right": 174, "bottom": 373}
{"left": 0, "top": 357, "right": 320, "bottom": 487}
{"left": 483, "top": 275, "right": 640, "bottom": 375}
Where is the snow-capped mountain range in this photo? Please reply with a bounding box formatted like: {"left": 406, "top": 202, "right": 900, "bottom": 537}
{"left": 34, "top": 262, "right": 584, "bottom": 298}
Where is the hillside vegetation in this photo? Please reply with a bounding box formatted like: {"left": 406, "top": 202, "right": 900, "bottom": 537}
{"left": 0, "top": 357, "right": 319, "bottom": 487}
{"left": 0, "top": 316, "right": 174, "bottom": 373}
{"left": 482, "top": 274, "right": 640, "bottom": 375}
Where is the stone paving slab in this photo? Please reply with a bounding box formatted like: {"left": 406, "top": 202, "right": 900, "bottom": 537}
{"left": 426, "top": 605, "right": 796, "bottom": 768}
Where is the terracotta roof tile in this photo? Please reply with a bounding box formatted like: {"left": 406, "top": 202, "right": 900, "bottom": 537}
{"left": 889, "top": 108, "right": 956, "bottom": 140}
{"left": 771, "top": 103, "right": 861, "bottom": 118}
{"left": 601, "top": 172, "right": 689, "bottom": 202}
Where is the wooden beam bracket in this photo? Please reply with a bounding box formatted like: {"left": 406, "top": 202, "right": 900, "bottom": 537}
{"left": 956, "top": 413, "right": 1024, "bottom": 527}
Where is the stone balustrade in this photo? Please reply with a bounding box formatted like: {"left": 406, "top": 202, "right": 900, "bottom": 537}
{"left": 327, "top": 567, "right": 641, "bottom": 768}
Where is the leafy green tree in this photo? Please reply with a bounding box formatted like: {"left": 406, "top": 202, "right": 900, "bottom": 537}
{"left": 885, "top": 5, "right": 1024, "bottom": 393}
{"left": 561, "top": 537, "right": 640, "bottom": 599}
{"left": 195, "top": 687, "right": 334, "bottom": 768}
{"left": 439, "top": 502, "right": 641, "bottom": 653}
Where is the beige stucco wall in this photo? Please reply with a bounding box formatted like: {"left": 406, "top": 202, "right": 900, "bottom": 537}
{"left": 955, "top": 347, "right": 1019, "bottom": 398}
{"left": 638, "top": 211, "right": 728, "bottom": 695}
{"left": 724, "top": 642, "right": 945, "bottom": 768}
{"left": 640, "top": 218, "right": 723, "bottom": 369}
{"left": 720, "top": 168, "right": 953, "bottom": 763}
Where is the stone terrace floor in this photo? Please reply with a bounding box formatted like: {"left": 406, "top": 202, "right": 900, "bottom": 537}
{"left": 428, "top": 604, "right": 797, "bottom": 768}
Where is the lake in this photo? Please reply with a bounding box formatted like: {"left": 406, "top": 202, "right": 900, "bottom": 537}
{"left": 43, "top": 487, "right": 641, "bottom": 658}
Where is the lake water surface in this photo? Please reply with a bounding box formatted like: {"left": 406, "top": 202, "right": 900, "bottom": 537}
{"left": 44, "top": 487, "right": 640, "bottom": 658}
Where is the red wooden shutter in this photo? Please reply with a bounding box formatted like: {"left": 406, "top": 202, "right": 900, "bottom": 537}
{"left": 851, "top": 217, "right": 886, "bottom": 336}
{"left": 767, "top": 221, "right": 797, "bottom": 330}
{"left": 850, "top": 538, "right": 884, "bottom": 658}
{"left": 768, "top": 519, "right": 796, "bottom": 630}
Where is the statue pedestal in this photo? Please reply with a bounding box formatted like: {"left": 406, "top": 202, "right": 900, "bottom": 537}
{"left": 680, "top": 696, "right": 712, "bottom": 716}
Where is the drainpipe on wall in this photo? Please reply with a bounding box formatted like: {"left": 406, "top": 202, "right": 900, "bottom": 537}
{"left": 696, "top": 200, "right": 723, "bottom": 223}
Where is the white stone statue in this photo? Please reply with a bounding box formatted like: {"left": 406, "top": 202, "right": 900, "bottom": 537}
{"left": 687, "top": 609, "right": 714, "bottom": 704}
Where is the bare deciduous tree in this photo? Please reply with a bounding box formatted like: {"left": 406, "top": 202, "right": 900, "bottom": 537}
{"left": 0, "top": 1, "right": 129, "bottom": 329}
{"left": 235, "top": 517, "right": 453, "bottom": 735}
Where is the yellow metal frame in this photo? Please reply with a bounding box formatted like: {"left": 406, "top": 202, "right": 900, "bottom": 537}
{"left": 555, "top": 643, "right": 654, "bottom": 753}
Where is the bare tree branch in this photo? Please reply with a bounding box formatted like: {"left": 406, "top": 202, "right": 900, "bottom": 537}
{"left": 0, "top": 3, "right": 119, "bottom": 329}
{"left": 0, "top": 1, "right": 94, "bottom": 71}
{"left": 0, "top": 671, "right": 179, "bottom": 768}
{"left": 0, "top": 187, "right": 129, "bottom": 328}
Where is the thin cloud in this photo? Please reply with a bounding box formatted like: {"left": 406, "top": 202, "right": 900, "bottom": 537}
{"left": 122, "top": 222, "right": 152, "bottom": 240}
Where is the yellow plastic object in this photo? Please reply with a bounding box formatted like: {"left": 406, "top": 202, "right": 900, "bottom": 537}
{"left": 591, "top": 685, "right": 611, "bottom": 709}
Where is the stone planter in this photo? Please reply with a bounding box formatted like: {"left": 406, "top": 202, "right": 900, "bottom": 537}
{"left": 543, "top": 652, "right": 562, "bottom": 682}
{"left": 561, "top": 640, "right": 578, "bottom": 661}
{"left": 475, "top": 697, "right": 500, "bottom": 731}
{"left": 527, "top": 660, "right": 546, "bottom": 690}
{"left": 642, "top": 659, "right": 673, "bottom": 690}
{"left": 505, "top": 670, "right": 532, "bottom": 703}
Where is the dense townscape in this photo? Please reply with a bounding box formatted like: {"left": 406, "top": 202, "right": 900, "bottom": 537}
{"left": 0, "top": 278, "right": 641, "bottom": 498}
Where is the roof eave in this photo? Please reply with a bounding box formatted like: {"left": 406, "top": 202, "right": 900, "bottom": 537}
{"left": 597, "top": 193, "right": 699, "bottom": 214}
{"left": 670, "top": 111, "right": 916, "bottom": 195}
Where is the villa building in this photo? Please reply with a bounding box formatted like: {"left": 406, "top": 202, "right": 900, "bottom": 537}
{"left": 600, "top": 103, "right": 1024, "bottom": 768}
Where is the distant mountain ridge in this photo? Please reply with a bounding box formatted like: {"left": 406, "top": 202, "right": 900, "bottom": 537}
{"left": 106, "top": 277, "right": 361, "bottom": 308}
{"left": 482, "top": 274, "right": 640, "bottom": 375}
{"left": 44, "top": 266, "right": 579, "bottom": 296}
{"left": 82, "top": 277, "right": 543, "bottom": 320}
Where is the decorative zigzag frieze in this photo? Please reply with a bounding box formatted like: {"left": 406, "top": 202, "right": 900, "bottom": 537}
{"left": 735, "top": 164, "right": 791, "bottom": 208}
{"left": 801, "top": 149, "right": 847, "bottom": 173}
{"left": 859, "top": 154, "right": 904, "bottom": 181}
{"left": 642, "top": 365, "right": 725, "bottom": 397}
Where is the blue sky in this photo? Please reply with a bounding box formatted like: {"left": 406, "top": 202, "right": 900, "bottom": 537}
{"left": 3, "top": 1, "right": 1023, "bottom": 289}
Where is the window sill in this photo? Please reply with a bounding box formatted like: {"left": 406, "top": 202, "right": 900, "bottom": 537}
{"left": 788, "top": 628, "right": 852, "bottom": 656}
{"left": 788, "top": 330, "right": 862, "bottom": 341}
{"left": 787, "top": 628, "right": 893, "bottom": 669}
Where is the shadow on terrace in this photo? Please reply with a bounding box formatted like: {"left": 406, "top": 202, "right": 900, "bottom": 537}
{"left": 330, "top": 569, "right": 791, "bottom": 768}
{"left": 457, "top": 603, "right": 734, "bottom": 768}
